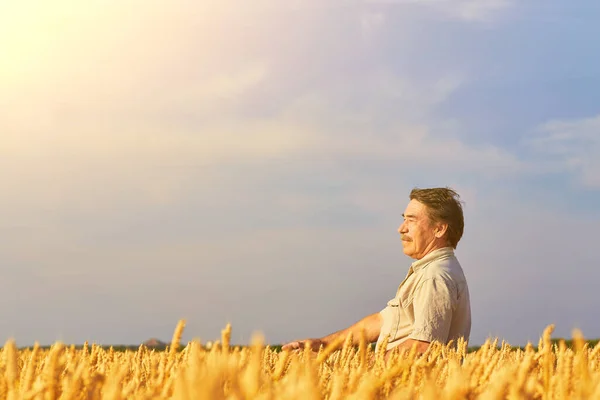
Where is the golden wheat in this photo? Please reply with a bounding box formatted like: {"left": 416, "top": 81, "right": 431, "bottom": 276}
{"left": 2, "top": 321, "right": 600, "bottom": 399}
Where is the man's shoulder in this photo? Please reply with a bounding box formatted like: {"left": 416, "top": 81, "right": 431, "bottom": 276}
{"left": 422, "top": 254, "right": 464, "bottom": 281}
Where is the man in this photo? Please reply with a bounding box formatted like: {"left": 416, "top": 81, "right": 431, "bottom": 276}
{"left": 281, "top": 187, "right": 471, "bottom": 357}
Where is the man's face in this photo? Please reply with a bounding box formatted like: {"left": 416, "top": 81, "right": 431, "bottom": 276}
{"left": 398, "top": 199, "right": 439, "bottom": 259}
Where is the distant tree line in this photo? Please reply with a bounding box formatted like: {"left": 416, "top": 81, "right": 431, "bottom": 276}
{"left": 12, "top": 338, "right": 599, "bottom": 353}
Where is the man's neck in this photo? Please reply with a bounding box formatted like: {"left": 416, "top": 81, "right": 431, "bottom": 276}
{"left": 415, "top": 241, "right": 451, "bottom": 260}
{"left": 410, "top": 246, "right": 454, "bottom": 270}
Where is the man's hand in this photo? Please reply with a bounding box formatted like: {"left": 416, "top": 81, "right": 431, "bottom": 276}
{"left": 281, "top": 338, "right": 325, "bottom": 352}
{"left": 280, "top": 312, "right": 382, "bottom": 354}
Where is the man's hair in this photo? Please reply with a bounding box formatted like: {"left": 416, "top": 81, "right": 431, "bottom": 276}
{"left": 410, "top": 187, "right": 464, "bottom": 249}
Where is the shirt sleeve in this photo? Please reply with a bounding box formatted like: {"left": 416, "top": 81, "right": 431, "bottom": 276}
{"left": 408, "top": 277, "right": 456, "bottom": 343}
{"left": 379, "top": 297, "right": 399, "bottom": 338}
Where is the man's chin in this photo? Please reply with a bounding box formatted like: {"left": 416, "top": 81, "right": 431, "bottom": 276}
{"left": 401, "top": 247, "right": 413, "bottom": 257}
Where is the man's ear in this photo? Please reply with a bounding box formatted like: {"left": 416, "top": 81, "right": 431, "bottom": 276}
{"left": 434, "top": 223, "right": 448, "bottom": 239}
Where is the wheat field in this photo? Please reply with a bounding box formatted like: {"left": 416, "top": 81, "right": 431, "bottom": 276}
{"left": 1, "top": 320, "right": 600, "bottom": 399}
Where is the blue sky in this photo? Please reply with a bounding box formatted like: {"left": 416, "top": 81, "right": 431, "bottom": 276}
{"left": 1, "top": 0, "right": 600, "bottom": 347}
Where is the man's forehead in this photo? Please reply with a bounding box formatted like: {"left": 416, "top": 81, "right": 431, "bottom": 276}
{"left": 403, "top": 199, "right": 426, "bottom": 216}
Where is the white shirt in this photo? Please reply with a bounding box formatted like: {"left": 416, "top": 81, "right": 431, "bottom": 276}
{"left": 375, "top": 247, "right": 471, "bottom": 352}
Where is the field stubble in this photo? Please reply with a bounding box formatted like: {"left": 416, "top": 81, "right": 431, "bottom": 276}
{"left": 1, "top": 321, "right": 600, "bottom": 399}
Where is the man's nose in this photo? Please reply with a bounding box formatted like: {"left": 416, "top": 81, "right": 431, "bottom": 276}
{"left": 398, "top": 222, "right": 407, "bottom": 233}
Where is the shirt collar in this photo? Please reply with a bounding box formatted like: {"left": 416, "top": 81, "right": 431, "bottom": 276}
{"left": 410, "top": 246, "right": 455, "bottom": 272}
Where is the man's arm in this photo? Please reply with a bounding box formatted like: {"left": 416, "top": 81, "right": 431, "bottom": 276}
{"left": 282, "top": 312, "right": 383, "bottom": 351}
{"left": 321, "top": 312, "right": 383, "bottom": 347}
{"left": 384, "top": 338, "right": 430, "bottom": 361}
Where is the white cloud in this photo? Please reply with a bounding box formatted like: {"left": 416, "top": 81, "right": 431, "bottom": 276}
{"left": 317, "top": 126, "right": 524, "bottom": 177}
{"left": 364, "top": 0, "right": 511, "bottom": 21}
{"left": 0, "top": 111, "right": 523, "bottom": 225}
{"left": 526, "top": 114, "right": 600, "bottom": 188}
{"left": 365, "top": 69, "right": 465, "bottom": 111}
{"left": 452, "top": 0, "right": 511, "bottom": 21}
{"left": 0, "top": 0, "right": 526, "bottom": 260}
{"left": 360, "top": 12, "right": 386, "bottom": 35}
{"left": 0, "top": 0, "right": 516, "bottom": 222}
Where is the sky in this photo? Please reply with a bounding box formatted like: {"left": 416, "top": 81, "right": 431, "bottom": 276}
{"left": 1, "top": 0, "right": 600, "bottom": 347}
